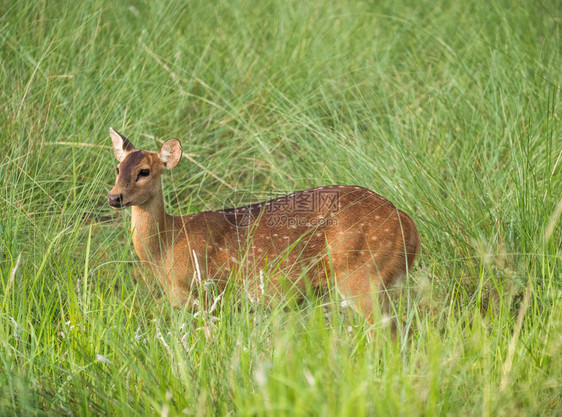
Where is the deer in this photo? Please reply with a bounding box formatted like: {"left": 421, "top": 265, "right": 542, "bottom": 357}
{"left": 107, "top": 127, "right": 420, "bottom": 336}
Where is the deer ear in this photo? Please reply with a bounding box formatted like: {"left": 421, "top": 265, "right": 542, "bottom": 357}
{"left": 159, "top": 139, "right": 182, "bottom": 169}
{"left": 109, "top": 127, "right": 136, "bottom": 162}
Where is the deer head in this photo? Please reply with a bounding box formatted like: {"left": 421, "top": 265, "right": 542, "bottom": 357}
{"left": 108, "top": 128, "right": 182, "bottom": 208}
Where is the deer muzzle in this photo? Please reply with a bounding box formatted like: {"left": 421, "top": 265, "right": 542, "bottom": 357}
{"left": 108, "top": 193, "right": 124, "bottom": 208}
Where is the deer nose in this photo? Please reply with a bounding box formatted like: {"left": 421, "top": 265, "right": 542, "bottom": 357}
{"left": 108, "top": 193, "right": 123, "bottom": 208}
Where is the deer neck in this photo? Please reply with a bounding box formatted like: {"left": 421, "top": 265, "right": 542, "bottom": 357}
{"left": 130, "top": 186, "right": 171, "bottom": 264}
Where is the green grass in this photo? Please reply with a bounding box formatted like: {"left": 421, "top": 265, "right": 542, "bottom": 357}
{"left": 1, "top": 0, "right": 561, "bottom": 415}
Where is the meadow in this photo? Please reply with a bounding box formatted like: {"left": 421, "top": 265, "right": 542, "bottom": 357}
{"left": 0, "top": 0, "right": 561, "bottom": 415}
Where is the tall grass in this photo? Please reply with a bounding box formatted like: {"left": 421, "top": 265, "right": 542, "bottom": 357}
{"left": 0, "top": 0, "right": 560, "bottom": 415}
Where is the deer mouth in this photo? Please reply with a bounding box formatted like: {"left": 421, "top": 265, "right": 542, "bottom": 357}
{"left": 108, "top": 199, "right": 130, "bottom": 209}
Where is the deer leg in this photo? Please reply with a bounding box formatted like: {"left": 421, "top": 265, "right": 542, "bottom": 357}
{"left": 334, "top": 269, "right": 378, "bottom": 332}
{"left": 334, "top": 266, "right": 404, "bottom": 340}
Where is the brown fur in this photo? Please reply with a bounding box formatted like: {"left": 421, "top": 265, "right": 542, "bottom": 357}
{"left": 108, "top": 128, "right": 420, "bottom": 331}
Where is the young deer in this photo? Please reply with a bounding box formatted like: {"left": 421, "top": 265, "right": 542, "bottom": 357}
{"left": 108, "top": 128, "right": 419, "bottom": 333}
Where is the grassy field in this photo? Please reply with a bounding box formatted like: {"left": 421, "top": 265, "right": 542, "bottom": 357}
{"left": 1, "top": 0, "right": 561, "bottom": 415}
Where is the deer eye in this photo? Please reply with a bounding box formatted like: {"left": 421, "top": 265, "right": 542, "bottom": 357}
{"left": 137, "top": 169, "right": 150, "bottom": 181}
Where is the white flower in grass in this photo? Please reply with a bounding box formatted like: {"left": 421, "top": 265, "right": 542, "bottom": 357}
{"left": 95, "top": 354, "right": 112, "bottom": 364}
{"left": 303, "top": 369, "right": 316, "bottom": 386}
{"left": 254, "top": 362, "right": 267, "bottom": 387}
